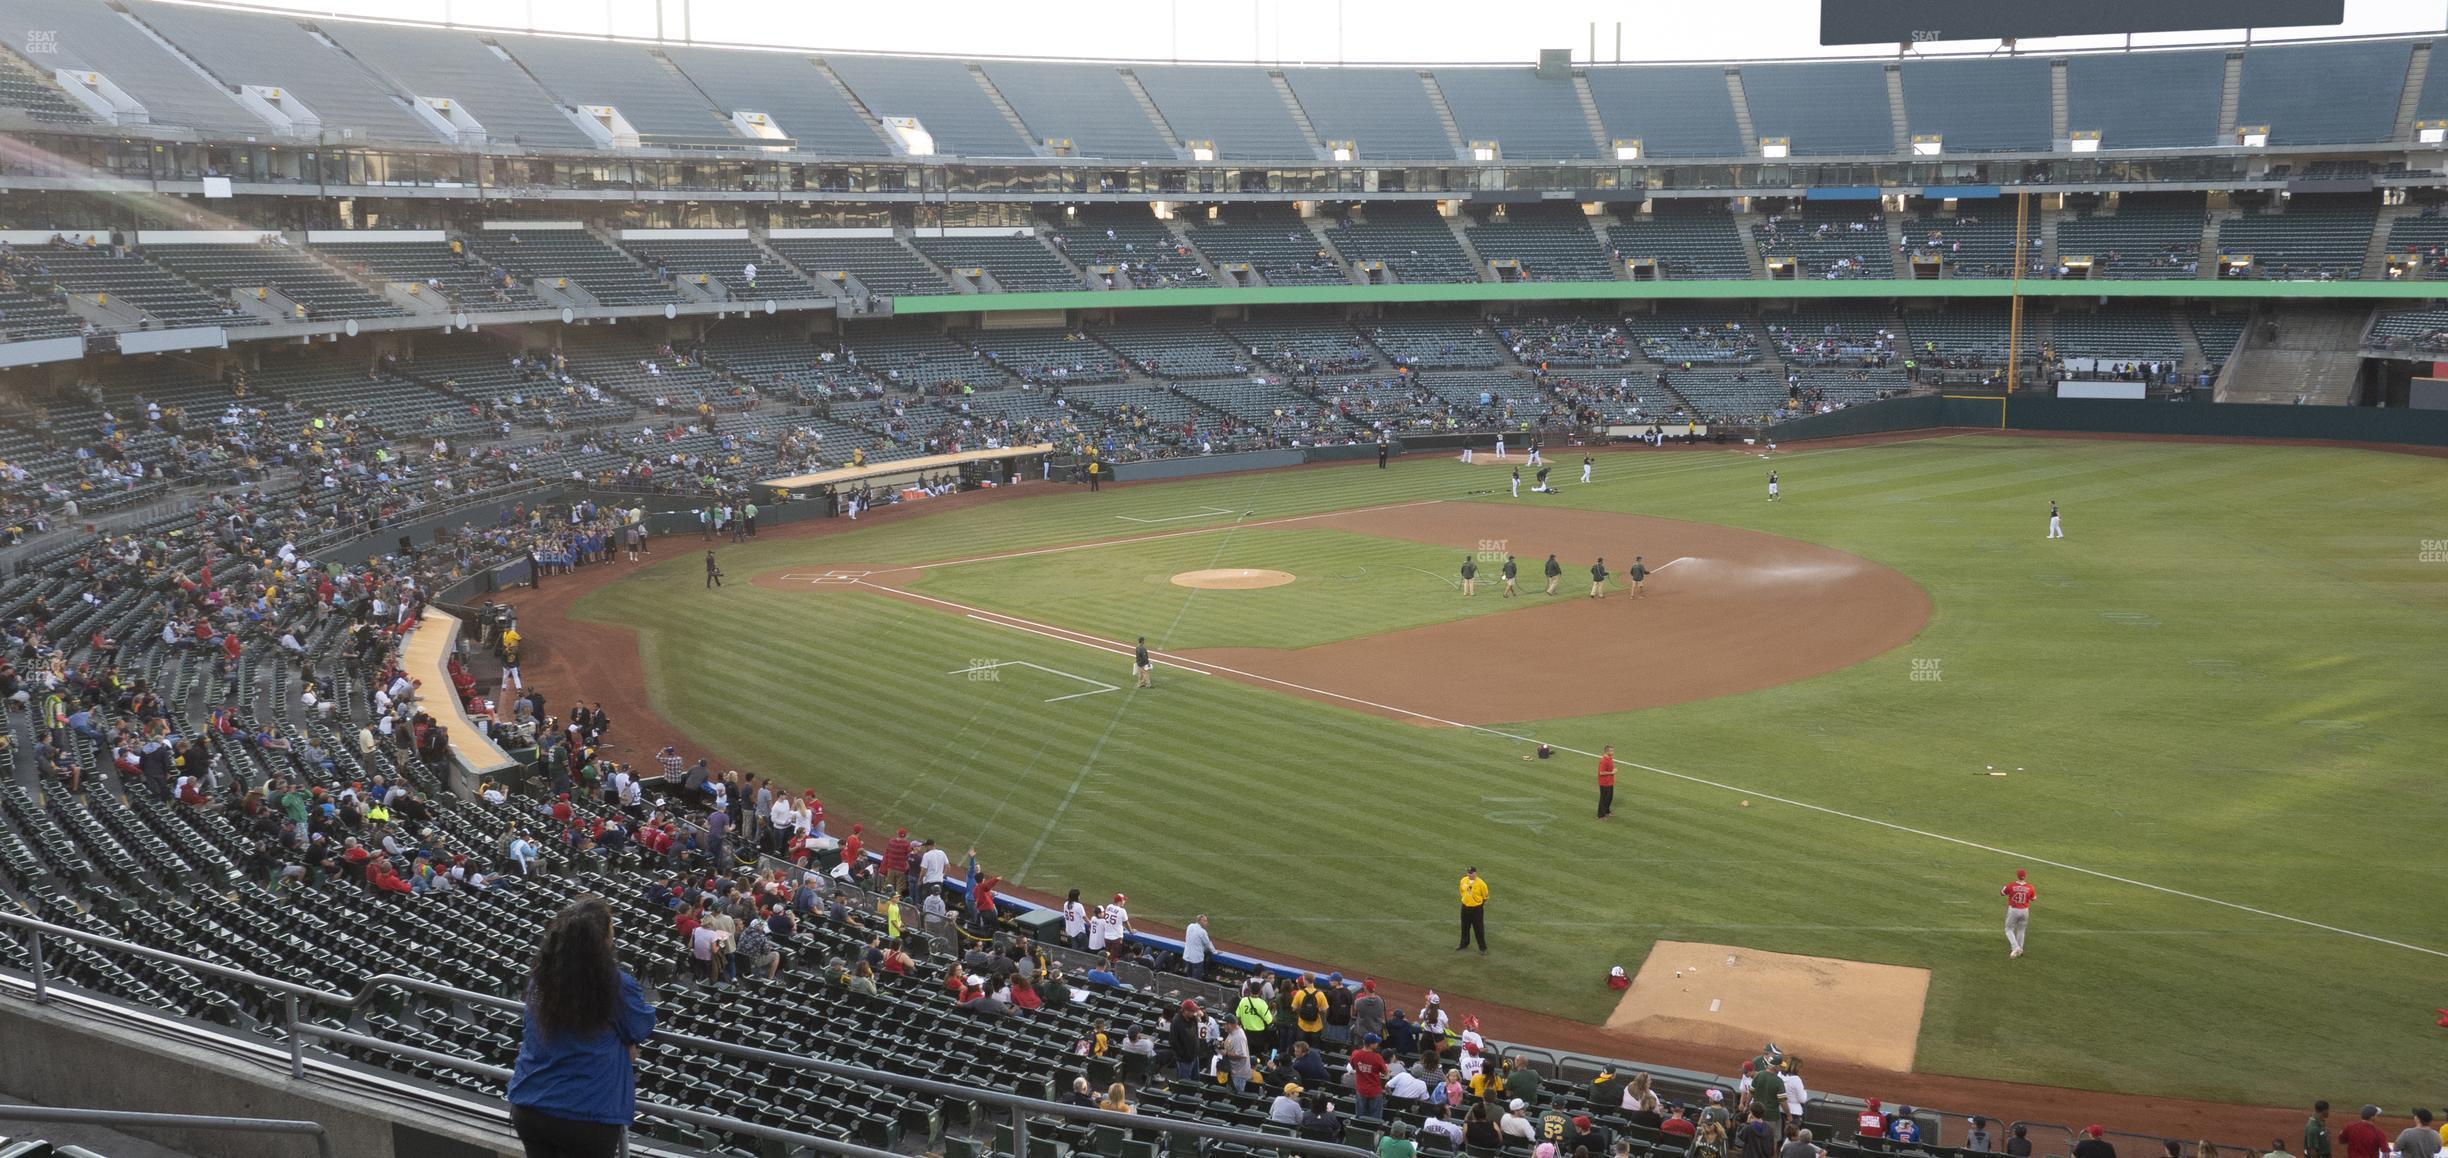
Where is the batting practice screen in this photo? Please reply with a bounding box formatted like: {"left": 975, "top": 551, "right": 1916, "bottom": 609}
{"left": 1820, "top": 0, "right": 2344, "bottom": 45}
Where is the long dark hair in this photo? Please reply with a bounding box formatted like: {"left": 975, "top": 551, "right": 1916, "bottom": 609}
{"left": 529, "top": 897, "right": 619, "bottom": 1039}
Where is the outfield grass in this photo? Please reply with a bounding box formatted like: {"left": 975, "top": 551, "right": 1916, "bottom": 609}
{"left": 573, "top": 437, "right": 2448, "bottom": 1109}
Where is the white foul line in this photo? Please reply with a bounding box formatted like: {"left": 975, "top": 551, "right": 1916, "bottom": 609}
{"left": 867, "top": 580, "right": 2447, "bottom": 962}
{"left": 1114, "top": 506, "right": 1238, "bottom": 524}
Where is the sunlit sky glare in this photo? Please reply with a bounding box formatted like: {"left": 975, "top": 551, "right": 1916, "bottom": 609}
{"left": 175, "top": 0, "right": 2445, "bottom": 64}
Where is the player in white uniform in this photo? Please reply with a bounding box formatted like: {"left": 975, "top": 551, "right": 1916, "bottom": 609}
{"left": 1579, "top": 455, "right": 1593, "bottom": 484}
{"left": 2047, "top": 500, "right": 2064, "bottom": 539}
{"left": 1767, "top": 470, "right": 1780, "bottom": 501}
{"left": 1460, "top": 443, "right": 1474, "bottom": 464}
{"left": 1494, "top": 434, "right": 1506, "bottom": 460}
{"left": 1509, "top": 468, "right": 1521, "bottom": 498}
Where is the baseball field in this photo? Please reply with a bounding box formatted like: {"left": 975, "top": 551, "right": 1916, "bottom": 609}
{"left": 540, "top": 434, "right": 2448, "bottom": 1114}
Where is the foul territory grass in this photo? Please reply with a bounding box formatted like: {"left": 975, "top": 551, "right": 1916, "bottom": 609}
{"left": 572, "top": 436, "right": 2448, "bottom": 1109}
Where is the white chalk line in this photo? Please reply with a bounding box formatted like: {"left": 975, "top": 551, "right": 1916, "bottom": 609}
{"left": 868, "top": 580, "right": 2447, "bottom": 962}
{"left": 944, "top": 660, "right": 1119, "bottom": 703}
{"left": 1114, "top": 506, "right": 1238, "bottom": 524}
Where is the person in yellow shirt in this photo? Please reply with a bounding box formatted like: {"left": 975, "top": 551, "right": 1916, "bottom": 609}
{"left": 1457, "top": 868, "right": 1489, "bottom": 954}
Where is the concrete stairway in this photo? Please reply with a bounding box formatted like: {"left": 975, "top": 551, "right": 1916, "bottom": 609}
{"left": 1884, "top": 63, "right": 1910, "bottom": 153}
{"left": 1116, "top": 69, "right": 1185, "bottom": 155}
{"left": 1421, "top": 71, "right": 1467, "bottom": 159}
{"left": 1724, "top": 68, "right": 1757, "bottom": 154}
{"left": 1268, "top": 71, "right": 1328, "bottom": 158}
{"left": 2049, "top": 60, "right": 2070, "bottom": 143}
{"left": 2393, "top": 42, "right": 2431, "bottom": 142}
{"left": 1572, "top": 72, "right": 1611, "bottom": 156}
{"left": 2217, "top": 306, "right": 2372, "bottom": 405}
{"left": 2216, "top": 52, "right": 2243, "bottom": 139}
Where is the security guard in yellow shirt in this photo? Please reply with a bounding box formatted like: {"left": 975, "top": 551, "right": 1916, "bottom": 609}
{"left": 1457, "top": 867, "right": 1489, "bottom": 954}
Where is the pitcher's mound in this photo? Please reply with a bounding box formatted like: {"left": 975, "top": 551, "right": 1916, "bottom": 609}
{"left": 1607, "top": 941, "right": 1929, "bottom": 1072}
{"left": 1172, "top": 569, "right": 1295, "bottom": 590}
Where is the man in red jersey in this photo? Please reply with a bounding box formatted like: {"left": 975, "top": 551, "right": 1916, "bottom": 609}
{"left": 2001, "top": 869, "right": 2036, "bottom": 958}
{"left": 1596, "top": 746, "right": 1617, "bottom": 820}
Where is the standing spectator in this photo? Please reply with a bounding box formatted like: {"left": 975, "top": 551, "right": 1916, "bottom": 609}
{"left": 1062, "top": 889, "right": 1091, "bottom": 950}
{"left": 1350, "top": 978, "right": 1386, "bottom": 1042}
{"left": 1221, "top": 1015, "right": 1252, "bottom": 1093}
{"left": 881, "top": 828, "right": 912, "bottom": 892}
{"left": 1738, "top": 1108, "right": 1778, "bottom": 1158}
{"left": 507, "top": 899, "right": 657, "bottom": 1158}
{"left": 2340, "top": 1108, "right": 2389, "bottom": 1158}
{"left": 2304, "top": 1103, "right": 2333, "bottom": 1158}
{"left": 2398, "top": 1111, "right": 2442, "bottom": 1158}
{"left": 1596, "top": 746, "right": 1616, "bottom": 819}
{"left": 1350, "top": 1032, "right": 1389, "bottom": 1121}
{"left": 1182, "top": 914, "right": 1214, "bottom": 980}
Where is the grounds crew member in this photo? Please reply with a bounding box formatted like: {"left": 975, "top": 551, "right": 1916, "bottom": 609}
{"left": 705, "top": 550, "right": 723, "bottom": 589}
{"left": 1501, "top": 555, "right": 1518, "bottom": 597}
{"left": 1134, "top": 637, "right": 1154, "bottom": 688}
{"left": 1628, "top": 556, "right": 1649, "bottom": 597}
{"left": 1543, "top": 553, "right": 1562, "bottom": 595}
{"left": 1590, "top": 557, "right": 1609, "bottom": 599}
{"left": 1460, "top": 556, "right": 1477, "bottom": 596}
{"left": 1456, "top": 867, "right": 1489, "bottom": 953}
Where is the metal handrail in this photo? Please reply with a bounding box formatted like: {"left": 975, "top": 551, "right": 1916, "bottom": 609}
{"left": 0, "top": 909, "right": 1370, "bottom": 1158}
{"left": 0, "top": 1105, "right": 334, "bottom": 1158}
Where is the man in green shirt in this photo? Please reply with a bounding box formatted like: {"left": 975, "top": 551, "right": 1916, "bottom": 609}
{"left": 1504, "top": 1055, "right": 1542, "bottom": 1106}
{"left": 2305, "top": 1100, "right": 2333, "bottom": 1158}
{"left": 1377, "top": 1122, "right": 1418, "bottom": 1158}
{"left": 743, "top": 501, "right": 759, "bottom": 538}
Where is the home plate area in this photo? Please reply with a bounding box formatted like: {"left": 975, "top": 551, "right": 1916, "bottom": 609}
{"left": 1606, "top": 941, "right": 1930, "bottom": 1071}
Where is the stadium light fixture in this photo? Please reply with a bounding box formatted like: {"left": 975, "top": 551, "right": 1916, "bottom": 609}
{"left": 1911, "top": 134, "right": 1942, "bottom": 156}
{"left": 2237, "top": 125, "right": 2270, "bottom": 148}
{"left": 1328, "top": 140, "right": 1356, "bottom": 162}
{"left": 1760, "top": 137, "right": 1791, "bottom": 159}
{"left": 1469, "top": 140, "right": 1500, "bottom": 162}
{"left": 2418, "top": 120, "right": 2447, "bottom": 145}
{"left": 1186, "top": 139, "right": 1217, "bottom": 162}
{"left": 1613, "top": 139, "right": 1641, "bottom": 161}
{"left": 2069, "top": 131, "right": 2101, "bottom": 154}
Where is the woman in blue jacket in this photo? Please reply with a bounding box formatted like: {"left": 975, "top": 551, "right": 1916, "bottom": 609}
{"left": 508, "top": 897, "right": 657, "bottom": 1157}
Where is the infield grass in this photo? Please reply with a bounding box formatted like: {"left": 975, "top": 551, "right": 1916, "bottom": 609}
{"left": 573, "top": 436, "right": 2448, "bottom": 1109}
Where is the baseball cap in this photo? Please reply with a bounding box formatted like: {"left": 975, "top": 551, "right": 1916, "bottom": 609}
{"left": 2086, "top": 1126, "right": 2105, "bottom": 1138}
{"left": 1510, "top": 1099, "right": 1527, "bottom": 1112}
{"left": 1284, "top": 1083, "right": 1305, "bottom": 1096}
{"left": 1363, "top": 1033, "right": 1381, "bottom": 1045}
{"left": 1706, "top": 1090, "right": 1724, "bottom": 1103}
{"left": 1573, "top": 1116, "right": 1593, "bottom": 1130}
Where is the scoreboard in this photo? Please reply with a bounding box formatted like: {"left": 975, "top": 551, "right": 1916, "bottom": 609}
{"left": 1820, "top": 0, "right": 2345, "bottom": 46}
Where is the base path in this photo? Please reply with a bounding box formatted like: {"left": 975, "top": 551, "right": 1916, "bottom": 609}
{"left": 1183, "top": 503, "right": 1931, "bottom": 724}
{"left": 1609, "top": 941, "right": 1930, "bottom": 1072}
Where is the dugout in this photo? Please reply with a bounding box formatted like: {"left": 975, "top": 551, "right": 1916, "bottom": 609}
{"left": 761, "top": 444, "right": 1054, "bottom": 511}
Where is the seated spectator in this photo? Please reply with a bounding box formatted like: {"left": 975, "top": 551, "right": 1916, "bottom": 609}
{"left": 1270, "top": 1083, "right": 1307, "bottom": 1125}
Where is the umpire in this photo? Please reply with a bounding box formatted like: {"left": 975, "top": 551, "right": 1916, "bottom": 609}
{"left": 1456, "top": 867, "right": 1489, "bottom": 954}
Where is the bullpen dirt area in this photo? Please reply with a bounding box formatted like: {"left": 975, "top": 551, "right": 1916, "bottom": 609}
{"left": 1609, "top": 941, "right": 1931, "bottom": 1072}
{"left": 1180, "top": 503, "right": 1931, "bottom": 724}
